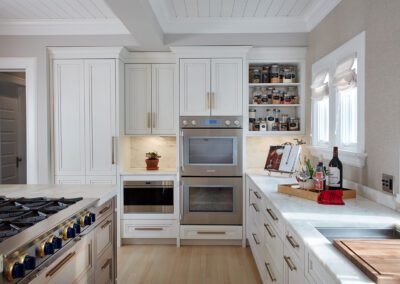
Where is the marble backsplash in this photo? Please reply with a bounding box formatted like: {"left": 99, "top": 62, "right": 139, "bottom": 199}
{"left": 128, "top": 136, "right": 176, "bottom": 169}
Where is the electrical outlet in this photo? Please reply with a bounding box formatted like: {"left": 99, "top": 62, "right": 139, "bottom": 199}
{"left": 382, "top": 174, "right": 394, "bottom": 194}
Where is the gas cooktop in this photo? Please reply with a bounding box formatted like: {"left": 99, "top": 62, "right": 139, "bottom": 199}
{"left": 0, "top": 197, "right": 83, "bottom": 243}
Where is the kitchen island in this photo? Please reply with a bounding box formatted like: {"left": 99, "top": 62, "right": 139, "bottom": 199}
{"left": 0, "top": 184, "right": 118, "bottom": 284}
{"left": 246, "top": 172, "right": 400, "bottom": 284}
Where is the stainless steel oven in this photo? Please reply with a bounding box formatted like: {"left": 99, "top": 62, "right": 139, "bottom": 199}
{"left": 123, "top": 181, "right": 174, "bottom": 214}
{"left": 180, "top": 116, "right": 243, "bottom": 177}
{"left": 180, "top": 177, "right": 242, "bottom": 225}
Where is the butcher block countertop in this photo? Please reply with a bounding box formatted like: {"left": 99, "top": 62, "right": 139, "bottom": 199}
{"left": 0, "top": 184, "right": 118, "bottom": 206}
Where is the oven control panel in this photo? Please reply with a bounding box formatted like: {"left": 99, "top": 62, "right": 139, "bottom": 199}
{"left": 180, "top": 116, "right": 242, "bottom": 129}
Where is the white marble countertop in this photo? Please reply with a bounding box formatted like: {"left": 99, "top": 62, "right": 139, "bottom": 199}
{"left": 247, "top": 172, "right": 400, "bottom": 284}
{"left": 120, "top": 168, "right": 177, "bottom": 176}
{"left": 0, "top": 184, "right": 118, "bottom": 207}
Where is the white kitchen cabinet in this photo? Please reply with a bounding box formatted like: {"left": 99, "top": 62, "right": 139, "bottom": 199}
{"left": 53, "top": 59, "right": 117, "bottom": 184}
{"left": 179, "top": 58, "right": 242, "bottom": 116}
{"left": 125, "top": 64, "right": 175, "bottom": 135}
{"left": 283, "top": 246, "right": 304, "bottom": 284}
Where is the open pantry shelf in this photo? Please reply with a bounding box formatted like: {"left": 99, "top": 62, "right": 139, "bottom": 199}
{"left": 249, "top": 104, "right": 300, "bottom": 107}
{"left": 249, "top": 83, "right": 300, "bottom": 87}
{"left": 246, "top": 131, "right": 304, "bottom": 136}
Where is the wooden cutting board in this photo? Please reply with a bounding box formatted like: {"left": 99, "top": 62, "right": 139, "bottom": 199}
{"left": 333, "top": 239, "right": 400, "bottom": 283}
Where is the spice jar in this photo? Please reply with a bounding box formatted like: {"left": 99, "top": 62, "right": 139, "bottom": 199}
{"left": 252, "top": 67, "right": 261, "bottom": 83}
{"left": 254, "top": 119, "right": 260, "bottom": 131}
{"left": 249, "top": 109, "right": 256, "bottom": 119}
{"left": 270, "top": 64, "right": 280, "bottom": 83}
{"left": 261, "top": 66, "right": 269, "bottom": 83}
{"left": 261, "top": 87, "right": 268, "bottom": 104}
{"left": 289, "top": 117, "right": 300, "bottom": 131}
{"left": 280, "top": 114, "right": 289, "bottom": 131}
{"left": 267, "top": 87, "right": 274, "bottom": 104}
{"left": 283, "top": 92, "right": 292, "bottom": 104}
{"left": 259, "top": 119, "right": 267, "bottom": 131}
{"left": 287, "top": 87, "right": 298, "bottom": 104}
{"left": 252, "top": 87, "right": 262, "bottom": 104}
{"left": 272, "top": 89, "right": 281, "bottom": 104}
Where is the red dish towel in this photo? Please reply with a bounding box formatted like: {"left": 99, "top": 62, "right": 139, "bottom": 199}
{"left": 317, "top": 190, "right": 345, "bottom": 205}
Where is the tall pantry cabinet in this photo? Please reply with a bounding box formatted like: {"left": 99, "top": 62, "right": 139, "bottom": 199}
{"left": 50, "top": 48, "right": 123, "bottom": 185}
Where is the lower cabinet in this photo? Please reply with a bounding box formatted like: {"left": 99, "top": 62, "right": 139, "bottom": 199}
{"left": 95, "top": 246, "right": 114, "bottom": 284}
{"left": 283, "top": 246, "right": 304, "bottom": 284}
{"left": 122, "top": 219, "right": 178, "bottom": 238}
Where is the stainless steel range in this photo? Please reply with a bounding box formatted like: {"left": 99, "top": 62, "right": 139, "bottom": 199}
{"left": 0, "top": 197, "right": 97, "bottom": 283}
{"left": 180, "top": 116, "right": 243, "bottom": 225}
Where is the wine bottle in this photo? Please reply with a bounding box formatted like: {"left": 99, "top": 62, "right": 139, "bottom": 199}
{"left": 328, "top": 147, "right": 343, "bottom": 189}
{"left": 314, "top": 156, "right": 325, "bottom": 191}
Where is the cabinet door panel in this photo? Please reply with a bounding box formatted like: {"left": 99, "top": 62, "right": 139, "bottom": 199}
{"left": 85, "top": 60, "right": 116, "bottom": 176}
{"left": 179, "top": 59, "right": 211, "bottom": 116}
{"left": 125, "top": 64, "right": 152, "bottom": 134}
{"left": 54, "top": 176, "right": 85, "bottom": 185}
{"left": 152, "top": 64, "right": 176, "bottom": 135}
{"left": 86, "top": 176, "right": 116, "bottom": 185}
{"left": 53, "top": 60, "right": 85, "bottom": 176}
{"left": 211, "top": 58, "right": 243, "bottom": 116}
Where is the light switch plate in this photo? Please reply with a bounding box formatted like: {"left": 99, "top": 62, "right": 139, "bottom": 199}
{"left": 382, "top": 174, "right": 394, "bottom": 194}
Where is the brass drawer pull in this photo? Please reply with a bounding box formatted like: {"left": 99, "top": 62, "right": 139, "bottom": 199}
{"left": 101, "top": 258, "right": 112, "bottom": 270}
{"left": 101, "top": 220, "right": 112, "bottom": 229}
{"left": 264, "top": 223, "right": 276, "bottom": 238}
{"left": 265, "top": 262, "right": 276, "bottom": 282}
{"left": 197, "top": 231, "right": 226, "bottom": 235}
{"left": 46, "top": 251, "right": 76, "bottom": 277}
{"left": 266, "top": 208, "right": 278, "bottom": 221}
{"left": 147, "top": 112, "right": 151, "bottom": 128}
{"left": 99, "top": 205, "right": 111, "bottom": 215}
{"left": 134, "top": 227, "right": 163, "bottom": 231}
{"left": 252, "top": 233, "right": 260, "bottom": 245}
{"left": 253, "top": 191, "right": 261, "bottom": 199}
{"left": 251, "top": 203, "right": 259, "bottom": 212}
{"left": 286, "top": 235, "right": 299, "bottom": 248}
{"left": 284, "top": 256, "right": 297, "bottom": 271}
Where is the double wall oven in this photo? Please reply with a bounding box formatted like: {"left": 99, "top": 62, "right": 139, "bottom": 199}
{"left": 180, "top": 116, "right": 243, "bottom": 225}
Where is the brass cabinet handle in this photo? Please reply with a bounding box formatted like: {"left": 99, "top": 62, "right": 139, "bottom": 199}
{"left": 101, "top": 220, "right": 112, "bottom": 229}
{"left": 101, "top": 258, "right": 112, "bottom": 270}
{"left": 251, "top": 203, "right": 259, "bottom": 212}
{"left": 253, "top": 191, "right": 261, "bottom": 199}
{"left": 265, "top": 262, "right": 277, "bottom": 282}
{"left": 211, "top": 92, "right": 215, "bottom": 109}
{"left": 147, "top": 112, "right": 151, "bottom": 128}
{"left": 252, "top": 233, "right": 260, "bottom": 245}
{"left": 111, "top": 137, "right": 116, "bottom": 165}
{"left": 99, "top": 205, "right": 111, "bottom": 215}
{"left": 207, "top": 92, "right": 210, "bottom": 109}
{"left": 197, "top": 231, "right": 226, "bottom": 235}
{"left": 152, "top": 112, "right": 156, "bottom": 128}
{"left": 266, "top": 208, "right": 278, "bottom": 221}
{"left": 286, "top": 235, "right": 300, "bottom": 248}
{"left": 46, "top": 251, "right": 76, "bottom": 277}
{"left": 284, "top": 256, "right": 297, "bottom": 271}
{"left": 134, "top": 227, "right": 163, "bottom": 231}
{"left": 264, "top": 223, "right": 276, "bottom": 238}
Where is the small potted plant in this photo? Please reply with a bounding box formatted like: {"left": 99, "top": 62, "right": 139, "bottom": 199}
{"left": 296, "top": 159, "right": 317, "bottom": 190}
{"left": 145, "top": 151, "right": 161, "bottom": 170}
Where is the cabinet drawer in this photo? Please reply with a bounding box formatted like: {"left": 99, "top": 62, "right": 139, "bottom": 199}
{"left": 95, "top": 200, "right": 113, "bottom": 222}
{"left": 95, "top": 214, "right": 113, "bottom": 258}
{"left": 123, "top": 219, "right": 178, "bottom": 238}
{"left": 263, "top": 201, "right": 285, "bottom": 237}
{"left": 181, "top": 225, "right": 242, "bottom": 240}
{"left": 285, "top": 224, "right": 305, "bottom": 263}
{"left": 306, "top": 250, "right": 336, "bottom": 284}
{"left": 95, "top": 246, "right": 114, "bottom": 284}
{"left": 283, "top": 245, "right": 304, "bottom": 284}
{"left": 263, "top": 221, "right": 284, "bottom": 274}
{"left": 262, "top": 245, "right": 284, "bottom": 284}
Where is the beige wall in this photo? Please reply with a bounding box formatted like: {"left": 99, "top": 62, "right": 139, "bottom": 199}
{"left": 307, "top": 0, "right": 400, "bottom": 194}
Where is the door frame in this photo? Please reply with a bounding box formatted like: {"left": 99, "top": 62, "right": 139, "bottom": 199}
{"left": 0, "top": 57, "right": 38, "bottom": 184}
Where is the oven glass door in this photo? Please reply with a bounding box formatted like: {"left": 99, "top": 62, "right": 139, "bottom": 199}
{"left": 181, "top": 128, "right": 242, "bottom": 176}
{"left": 181, "top": 177, "right": 242, "bottom": 225}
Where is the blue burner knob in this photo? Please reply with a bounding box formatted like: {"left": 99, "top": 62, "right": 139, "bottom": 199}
{"left": 51, "top": 237, "right": 62, "bottom": 250}
{"left": 23, "top": 255, "right": 36, "bottom": 270}
{"left": 12, "top": 262, "right": 25, "bottom": 279}
{"left": 67, "top": 227, "right": 76, "bottom": 239}
{"left": 90, "top": 213, "right": 96, "bottom": 223}
{"left": 44, "top": 242, "right": 54, "bottom": 255}
{"left": 84, "top": 215, "right": 92, "bottom": 226}
{"left": 73, "top": 223, "right": 81, "bottom": 234}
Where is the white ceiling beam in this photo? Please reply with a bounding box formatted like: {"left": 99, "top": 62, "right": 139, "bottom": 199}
{"left": 104, "top": 0, "right": 165, "bottom": 50}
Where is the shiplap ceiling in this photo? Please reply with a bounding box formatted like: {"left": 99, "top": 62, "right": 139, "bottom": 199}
{"left": 149, "top": 0, "right": 342, "bottom": 33}
{"left": 0, "top": 0, "right": 129, "bottom": 35}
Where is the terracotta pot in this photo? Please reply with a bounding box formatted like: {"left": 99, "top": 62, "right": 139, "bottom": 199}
{"left": 145, "top": 159, "right": 159, "bottom": 170}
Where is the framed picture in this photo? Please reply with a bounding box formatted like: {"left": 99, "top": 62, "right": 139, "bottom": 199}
{"left": 264, "top": 146, "right": 285, "bottom": 170}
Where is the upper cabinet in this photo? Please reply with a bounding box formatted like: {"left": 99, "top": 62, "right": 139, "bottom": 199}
{"left": 125, "top": 63, "right": 176, "bottom": 135}
{"left": 179, "top": 58, "right": 243, "bottom": 116}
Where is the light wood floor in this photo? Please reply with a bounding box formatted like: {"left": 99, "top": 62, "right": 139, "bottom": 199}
{"left": 117, "top": 245, "right": 262, "bottom": 284}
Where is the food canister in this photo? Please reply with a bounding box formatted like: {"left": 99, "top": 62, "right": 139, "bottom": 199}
{"left": 270, "top": 64, "right": 280, "bottom": 83}
{"left": 289, "top": 117, "right": 300, "bottom": 131}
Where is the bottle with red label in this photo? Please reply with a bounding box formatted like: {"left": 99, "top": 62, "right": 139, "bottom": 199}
{"left": 314, "top": 156, "right": 326, "bottom": 191}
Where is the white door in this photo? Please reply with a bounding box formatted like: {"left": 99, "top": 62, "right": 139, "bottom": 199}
{"left": 125, "top": 64, "right": 152, "bottom": 134}
{"left": 152, "top": 64, "right": 176, "bottom": 135}
{"left": 179, "top": 59, "right": 211, "bottom": 116}
{"left": 53, "top": 60, "right": 85, "bottom": 176}
{"left": 85, "top": 60, "right": 116, "bottom": 176}
{"left": 211, "top": 58, "right": 243, "bottom": 116}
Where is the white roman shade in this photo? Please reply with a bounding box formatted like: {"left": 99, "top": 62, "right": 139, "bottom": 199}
{"left": 311, "top": 70, "right": 329, "bottom": 100}
{"left": 333, "top": 53, "right": 357, "bottom": 90}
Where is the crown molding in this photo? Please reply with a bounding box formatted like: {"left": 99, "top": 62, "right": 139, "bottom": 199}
{"left": 0, "top": 19, "right": 129, "bottom": 36}
{"left": 120, "top": 50, "right": 176, "bottom": 64}
{"left": 48, "top": 47, "right": 127, "bottom": 60}
{"left": 170, "top": 46, "right": 252, "bottom": 58}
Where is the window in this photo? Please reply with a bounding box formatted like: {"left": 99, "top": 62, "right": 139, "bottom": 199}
{"left": 310, "top": 31, "right": 366, "bottom": 167}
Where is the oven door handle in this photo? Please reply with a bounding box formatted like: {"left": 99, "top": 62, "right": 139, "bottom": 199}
{"left": 180, "top": 181, "right": 184, "bottom": 222}
{"left": 180, "top": 130, "right": 184, "bottom": 172}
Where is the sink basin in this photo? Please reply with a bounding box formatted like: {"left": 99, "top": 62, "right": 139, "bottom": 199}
{"left": 316, "top": 226, "right": 400, "bottom": 242}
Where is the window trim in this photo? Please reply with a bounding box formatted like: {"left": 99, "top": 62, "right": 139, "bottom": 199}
{"left": 310, "top": 31, "right": 366, "bottom": 167}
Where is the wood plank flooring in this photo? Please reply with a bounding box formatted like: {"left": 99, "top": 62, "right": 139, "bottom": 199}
{"left": 117, "top": 245, "right": 262, "bottom": 284}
